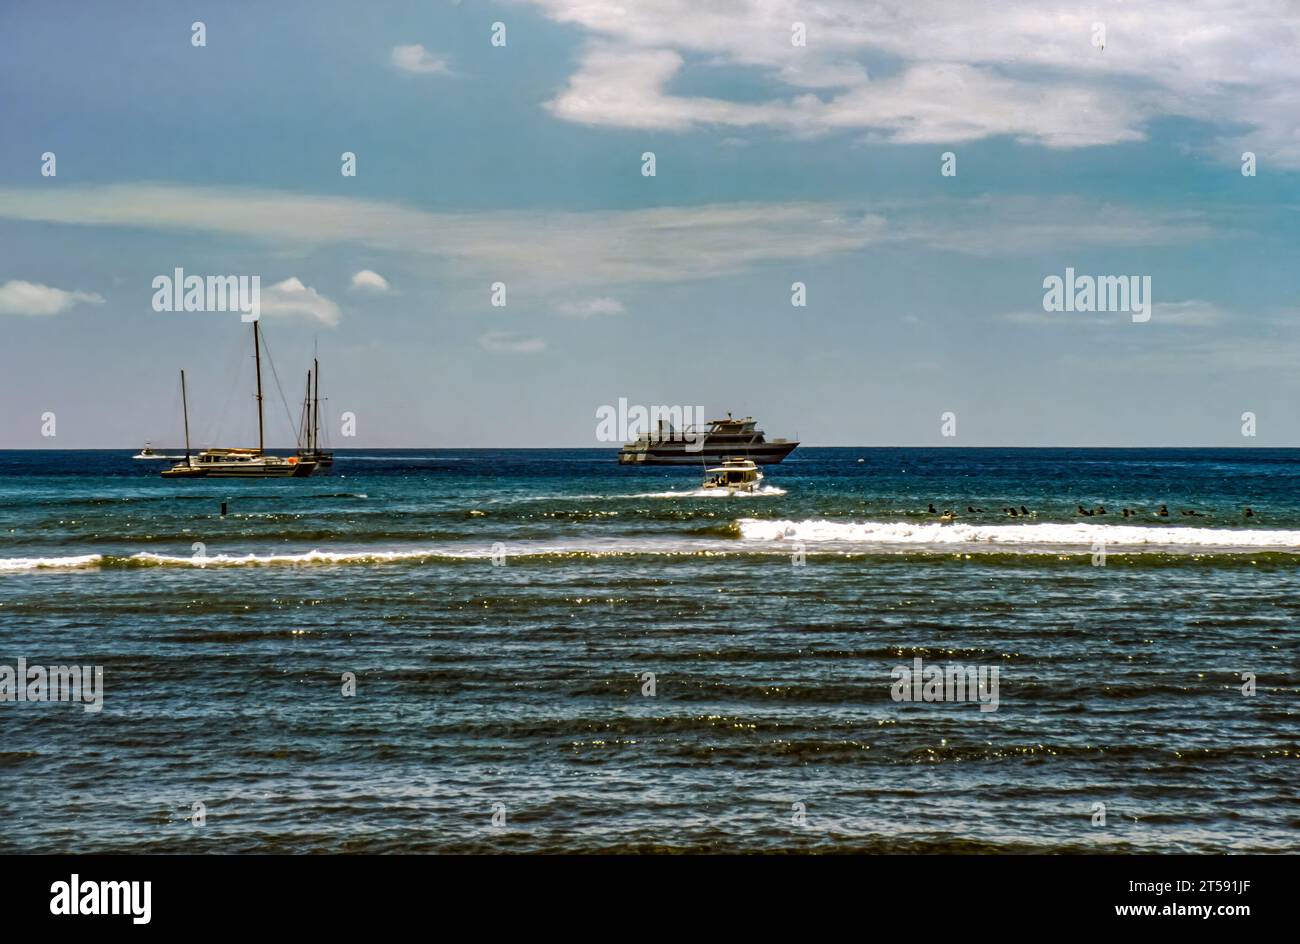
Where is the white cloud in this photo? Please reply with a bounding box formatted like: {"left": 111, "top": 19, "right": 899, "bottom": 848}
{"left": 391, "top": 44, "right": 450, "bottom": 75}
{"left": 893, "top": 196, "right": 1212, "bottom": 255}
{"left": 1000, "top": 299, "right": 1225, "bottom": 327}
{"left": 0, "top": 186, "right": 1211, "bottom": 295}
{"left": 1149, "top": 300, "right": 1225, "bottom": 327}
{"left": 0, "top": 280, "right": 104, "bottom": 316}
{"left": 479, "top": 330, "right": 546, "bottom": 353}
{"left": 553, "top": 296, "right": 624, "bottom": 318}
{"left": 545, "top": 47, "right": 1139, "bottom": 147}
{"left": 351, "top": 269, "right": 391, "bottom": 292}
{"left": 0, "top": 185, "right": 890, "bottom": 288}
{"left": 260, "top": 277, "right": 340, "bottom": 326}
{"left": 523, "top": 0, "right": 1300, "bottom": 164}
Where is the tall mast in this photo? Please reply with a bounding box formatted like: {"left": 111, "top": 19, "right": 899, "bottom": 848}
{"left": 304, "top": 369, "right": 313, "bottom": 451}
{"left": 180, "top": 369, "right": 191, "bottom": 459}
{"left": 313, "top": 357, "right": 320, "bottom": 454}
{"left": 253, "top": 320, "right": 265, "bottom": 454}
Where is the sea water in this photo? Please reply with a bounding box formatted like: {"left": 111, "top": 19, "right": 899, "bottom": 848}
{"left": 1, "top": 447, "right": 1296, "bottom": 852}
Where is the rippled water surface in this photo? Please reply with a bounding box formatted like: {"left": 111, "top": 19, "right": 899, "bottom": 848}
{"left": 2, "top": 448, "right": 1297, "bottom": 852}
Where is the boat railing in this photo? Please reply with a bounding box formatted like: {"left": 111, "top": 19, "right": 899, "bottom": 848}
{"left": 630, "top": 422, "right": 764, "bottom": 444}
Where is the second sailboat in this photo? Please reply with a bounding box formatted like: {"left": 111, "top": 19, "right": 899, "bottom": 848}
{"left": 162, "top": 321, "right": 317, "bottom": 478}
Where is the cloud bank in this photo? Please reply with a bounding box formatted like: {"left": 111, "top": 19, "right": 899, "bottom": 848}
{"left": 523, "top": 0, "right": 1300, "bottom": 164}
{"left": 0, "top": 185, "right": 1212, "bottom": 293}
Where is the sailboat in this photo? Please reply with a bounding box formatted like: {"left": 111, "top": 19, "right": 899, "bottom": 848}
{"left": 297, "top": 357, "right": 333, "bottom": 472}
{"left": 161, "top": 322, "right": 317, "bottom": 479}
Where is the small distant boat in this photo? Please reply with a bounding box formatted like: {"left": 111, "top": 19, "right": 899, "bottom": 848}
{"left": 133, "top": 442, "right": 184, "bottom": 461}
{"left": 161, "top": 322, "right": 317, "bottom": 479}
{"left": 701, "top": 458, "right": 763, "bottom": 494}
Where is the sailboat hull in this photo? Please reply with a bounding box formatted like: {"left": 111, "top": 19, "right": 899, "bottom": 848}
{"left": 161, "top": 456, "right": 317, "bottom": 478}
{"left": 298, "top": 452, "right": 333, "bottom": 472}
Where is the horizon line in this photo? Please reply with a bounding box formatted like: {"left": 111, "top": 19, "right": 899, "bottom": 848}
{"left": 1, "top": 444, "right": 1297, "bottom": 452}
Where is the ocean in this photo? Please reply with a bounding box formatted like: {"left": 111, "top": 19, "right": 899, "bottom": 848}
{"left": 1, "top": 447, "right": 1297, "bottom": 853}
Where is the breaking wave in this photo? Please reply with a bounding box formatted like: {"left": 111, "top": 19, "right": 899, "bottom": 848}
{"left": 0, "top": 554, "right": 104, "bottom": 572}
{"left": 737, "top": 518, "right": 1300, "bottom": 550}
{"left": 1, "top": 543, "right": 721, "bottom": 570}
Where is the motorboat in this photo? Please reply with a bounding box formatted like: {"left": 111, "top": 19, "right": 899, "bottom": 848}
{"left": 701, "top": 458, "right": 763, "bottom": 494}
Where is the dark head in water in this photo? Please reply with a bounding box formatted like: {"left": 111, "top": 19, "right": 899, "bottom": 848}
{"left": 1158, "top": 504, "right": 1169, "bottom": 517}
{"left": 1244, "top": 507, "right": 1255, "bottom": 518}
{"left": 928, "top": 503, "right": 937, "bottom": 514}
{"left": 1077, "top": 505, "right": 1093, "bottom": 516}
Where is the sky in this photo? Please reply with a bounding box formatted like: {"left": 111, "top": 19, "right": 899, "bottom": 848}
{"left": 1, "top": 0, "right": 1298, "bottom": 448}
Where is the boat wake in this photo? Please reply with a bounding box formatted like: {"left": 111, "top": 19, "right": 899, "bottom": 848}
{"left": 737, "top": 518, "right": 1300, "bottom": 549}
{"left": 634, "top": 486, "right": 787, "bottom": 499}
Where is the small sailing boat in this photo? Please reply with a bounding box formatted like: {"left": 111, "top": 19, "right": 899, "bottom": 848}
{"left": 162, "top": 322, "right": 317, "bottom": 479}
{"left": 297, "top": 357, "right": 333, "bottom": 472}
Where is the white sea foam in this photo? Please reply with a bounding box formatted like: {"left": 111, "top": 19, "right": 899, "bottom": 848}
{"left": 128, "top": 539, "right": 689, "bottom": 566}
{"left": 129, "top": 548, "right": 467, "bottom": 566}
{"left": 3, "top": 542, "right": 722, "bottom": 571}
{"left": 737, "top": 518, "right": 1300, "bottom": 549}
{"left": 0, "top": 554, "right": 104, "bottom": 572}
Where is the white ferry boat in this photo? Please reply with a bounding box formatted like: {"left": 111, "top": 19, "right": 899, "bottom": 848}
{"left": 618, "top": 414, "right": 797, "bottom": 465}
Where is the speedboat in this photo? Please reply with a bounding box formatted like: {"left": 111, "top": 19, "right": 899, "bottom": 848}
{"left": 701, "top": 458, "right": 763, "bottom": 494}
{"left": 132, "top": 442, "right": 182, "bottom": 460}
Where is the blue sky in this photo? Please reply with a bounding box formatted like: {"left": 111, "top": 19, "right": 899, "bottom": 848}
{"left": 1, "top": 0, "right": 1297, "bottom": 447}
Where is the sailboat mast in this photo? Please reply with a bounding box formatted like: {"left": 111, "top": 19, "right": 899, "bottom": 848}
{"left": 304, "top": 369, "right": 313, "bottom": 451}
{"left": 253, "top": 320, "right": 265, "bottom": 454}
{"left": 313, "top": 357, "right": 320, "bottom": 454}
{"left": 180, "top": 369, "right": 191, "bottom": 459}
